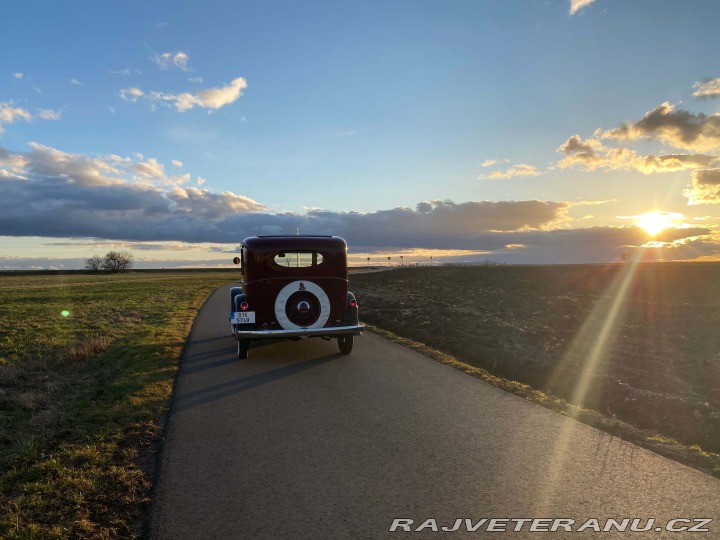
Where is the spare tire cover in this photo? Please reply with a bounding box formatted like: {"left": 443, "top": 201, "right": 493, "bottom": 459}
{"left": 274, "top": 280, "right": 331, "bottom": 330}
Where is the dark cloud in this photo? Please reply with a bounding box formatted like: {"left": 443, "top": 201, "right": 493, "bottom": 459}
{"left": 3, "top": 226, "right": 714, "bottom": 269}
{"left": 685, "top": 168, "right": 720, "bottom": 204}
{"left": 0, "top": 143, "right": 571, "bottom": 246}
{"left": 601, "top": 102, "right": 720, "bottom": 152}
{"left": 2, "top": 142, "right": 717, "bottom": 265}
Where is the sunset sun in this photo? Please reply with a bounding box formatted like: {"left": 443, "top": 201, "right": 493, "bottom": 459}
{"left": 635, "top": 211, "right": 679, "bottom": 236}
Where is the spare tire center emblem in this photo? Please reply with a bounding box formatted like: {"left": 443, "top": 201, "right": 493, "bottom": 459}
{"left": 299, "top": 282, "right": 306, "bottom": 291}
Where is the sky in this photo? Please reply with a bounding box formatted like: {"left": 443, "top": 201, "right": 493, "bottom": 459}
{"left": 1, "top": 0, "right": 719, "bottom": 269}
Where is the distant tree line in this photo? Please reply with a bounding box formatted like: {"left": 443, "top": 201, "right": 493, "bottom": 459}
{"left": 86, "top": 251, "right": 135, "bottom": 273}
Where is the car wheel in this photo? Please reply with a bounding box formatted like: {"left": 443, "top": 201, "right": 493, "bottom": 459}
{"left": 338, "top": 335, "right": 353, "bottom": 355}
{"left": 237, "top": 339, "right": 249, "bottom": 359}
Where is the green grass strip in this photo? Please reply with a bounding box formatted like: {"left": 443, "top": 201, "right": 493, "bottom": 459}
{"left": 0, "top": 271, "right": 235, "bottom": 538}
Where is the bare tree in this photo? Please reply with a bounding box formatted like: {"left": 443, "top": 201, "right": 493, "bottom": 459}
{"left": 101, "top": 251, "right": 135, "bottom": 273}
{"left": 620, "top": 249, "right": 635, "bottom": 264}
{"left": 85, "top": 255, "right": 103, "bottom": 271}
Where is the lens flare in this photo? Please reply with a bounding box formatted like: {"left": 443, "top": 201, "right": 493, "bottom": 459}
{"left": 61, "top": 310, "right": 70, "bottom": 317}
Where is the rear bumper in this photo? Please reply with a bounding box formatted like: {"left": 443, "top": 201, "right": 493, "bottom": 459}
{"left": 235, "top": 324, "right": 364, "bottom": 340}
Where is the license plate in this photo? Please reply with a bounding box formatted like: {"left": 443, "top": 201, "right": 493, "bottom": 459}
{"left": 231, "top": 311, "right": 255, "bottom": 324}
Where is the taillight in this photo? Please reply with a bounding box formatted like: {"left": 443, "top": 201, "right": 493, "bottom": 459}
{"left": 240, "top": 301, "right": 249, "bottom": 311}
{"left": 349, "top": 299, "right": 357, "bottom": 308}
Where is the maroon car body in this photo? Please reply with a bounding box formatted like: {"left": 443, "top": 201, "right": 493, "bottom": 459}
{"left": 230, "top": 235, "right": 363, "bottom": 358}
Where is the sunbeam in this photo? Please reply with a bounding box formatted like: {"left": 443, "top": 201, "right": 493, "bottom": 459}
{"left": 533, "top": 251, "right": 645, "bottom": 511}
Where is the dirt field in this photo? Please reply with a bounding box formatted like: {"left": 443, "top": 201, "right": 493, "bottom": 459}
{"left": 350, "top": 263, "right": 720, "bottom": 453}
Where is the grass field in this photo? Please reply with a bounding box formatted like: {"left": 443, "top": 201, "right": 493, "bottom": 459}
{"left": 350, "top": 263, "right": 720, "bottom": 474}
{"left": 0, "top": 271, "right": 236, "bottom": 538}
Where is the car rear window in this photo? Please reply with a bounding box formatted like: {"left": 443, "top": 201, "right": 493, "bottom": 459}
{"left": 273, "top": 251, "right": 324, "bottom": 268}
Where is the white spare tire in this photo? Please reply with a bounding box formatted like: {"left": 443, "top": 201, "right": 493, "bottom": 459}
{"left": 274, "top": 280, "right": 331, "bottom": 330}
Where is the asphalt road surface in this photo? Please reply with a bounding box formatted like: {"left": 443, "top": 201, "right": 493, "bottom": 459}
{"left": 150, "top": 285, "right": 720, "bottom": 539}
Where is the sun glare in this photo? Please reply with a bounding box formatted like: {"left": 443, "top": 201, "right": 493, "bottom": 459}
{"left": 635, "top": 211, "right": 677, "bottom": 236}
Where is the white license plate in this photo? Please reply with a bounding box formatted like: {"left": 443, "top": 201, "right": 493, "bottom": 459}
{"left": 231, "top": 311, "right": 255, "bottom": 324}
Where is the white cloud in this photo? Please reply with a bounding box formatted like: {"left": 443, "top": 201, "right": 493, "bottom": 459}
{"left": 70, "top": 78, "right": 81, "bottom": 85}
{"left": 569, "top": 0, "right": 597, "bottom": 15}
{"left": 38, "top": 109, "right": 61, "bottom": 121}
{"left": 152, "top": 51, "right": 191, "bottom": 71}
{"left": 0, "top": 103, "right": 33, "bottom": 134}
{"left": 171, "top": 159, "right": 183, "bottom": 168}
{"left": 127, "top": 77, "right": 247, "bottom": 112}
{"left": 188, "top": 76, "right": 204, "bottom": 84}
{"left": 108, "top": 68, "right": 140, "bottom": 77}
{"left": 119, "top": 87, "right": 144, "bottom": 102}
{"left": 133, "top": 158, "right": 166, "bottom": 179}
{"left": 169, "top": 77, "right": 248, "bottom": 111}
{"left": 556, "top": 135, "right": 718, "bottom": 174}
{"left": 487, "top": 163, "right": 541, "bottom": 179}
{"left": 693, "top": 78, "right": 720, "bottom": 99}
{"left": 481, "top": 159, "right": 496, "bottom": 167}
{"left": 13, "top": 72, "right": 24, "bottom": 80}
{"left": 0, "top": 103, "right": 32, "bottom": 124}
{"left": 108, "top": 106, "right": 116, "bottom": 114}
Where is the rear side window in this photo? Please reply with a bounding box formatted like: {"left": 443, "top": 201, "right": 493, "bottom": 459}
{"left": 273, "top": 251, "right": 324, "bottom": 268}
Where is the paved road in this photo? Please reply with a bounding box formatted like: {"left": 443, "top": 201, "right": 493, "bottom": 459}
{"left": 150, "top": 285, "right": 720, "bottom": 539}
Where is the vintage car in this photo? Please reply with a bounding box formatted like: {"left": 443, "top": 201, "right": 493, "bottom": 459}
{"left": 230, "top": 235, "right": 363, "bottom": 359}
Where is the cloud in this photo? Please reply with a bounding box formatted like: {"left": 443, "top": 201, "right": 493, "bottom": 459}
{"left": 481, "top": 159, "right": 496, "bottom": 167}
{"left": 569, "top": 0, "right": 597, "bottom": 15}
{"left": 120, "top": 77, "right": 247, "bottom": 112}
{"left": 0, "top": 146, "right": 568, "bottom": 245}
{"left": 70, "top": 79, "right": 81, "bottom": 85}
{"left": 37, "top": 109, "right": 61, "bottom": 121}
{"left": 487, "top": 163, "right": 541, "bottom": 179}
{"left": 119, "top": 87, "right": 144, "bottom": 102}
{"left": 188, "top": 76, "right": 204, "bottom": 84}
{"left": 171, "top": 159, "right": 183, "bottom": 168}
{"left": 0, "top": 103, "right": 33, "bottom": 134}
{"left": 601, "top": 102, "right": 720, "bottom": 152}
{"left": 132, "top": 157, "right": 166, "bottom": 179}
{"left": 693, "top": 78, "right": 720, "bottom": 99}
{"left": 23, "top": 142, "right": 127, "bottom": 187}
{"left": 685, "top": 168, "right": 720, "bottom": 204}
{"left": 151, "top": 50, "right": 191, "bottom": 71}
{"left": 556, "top": 135, "right": 718, "bottom": 173}
{"left": 13, "top": 72, "right": 24, "bottom": 80}
{"left": 154, "top": 77, "right": 248, "bottom": 111}
{"left": 108, "top": 69, "right": 134, "bottom": 77}
{"left": 2, "top": 141, "right": 715, "bottom": 264}
{"left": 0, "top": 142, "right": 267, "bottom": 242}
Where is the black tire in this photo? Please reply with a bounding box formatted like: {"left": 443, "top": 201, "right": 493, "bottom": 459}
{"left": 237, "top": 339, "right": 249, "bottom": 359}
{"left": 338, "top": 335, "right": 353, "bottom": 355}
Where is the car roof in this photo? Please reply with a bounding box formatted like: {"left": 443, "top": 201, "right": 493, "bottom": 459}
{"left": 242, "top": 235, "right": 348, "bottom": 254}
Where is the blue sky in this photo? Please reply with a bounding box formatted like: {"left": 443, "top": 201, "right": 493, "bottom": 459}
{"left": 1, "top": 0, "right": 719, "bottom": 268}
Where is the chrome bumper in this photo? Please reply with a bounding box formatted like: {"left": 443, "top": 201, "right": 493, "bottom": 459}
{"left": 235, "top": 324, "right": 364, "bottom": 339}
